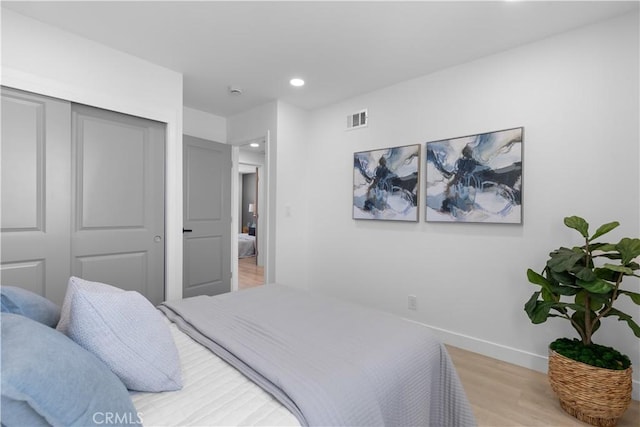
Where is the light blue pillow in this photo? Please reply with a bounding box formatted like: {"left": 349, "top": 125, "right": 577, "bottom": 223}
{"left": 0, "top": 286, "right": 60, "bottom": 327}
{"left": 1, "top": 313, "right": 141, "bottom": 427}
{"left": 57, "top": 277, "right": 182, "bottom": 392}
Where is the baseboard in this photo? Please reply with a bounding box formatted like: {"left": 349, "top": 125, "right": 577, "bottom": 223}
{"left": 404, "top": 318, "right": 640, "bottom": 401}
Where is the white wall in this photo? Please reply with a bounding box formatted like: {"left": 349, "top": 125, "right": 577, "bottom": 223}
{"left": 227, "top": 100, "right": 312, "bottom": 288}
{"left": 183, "top": 106, "right": 227, "bottom": 142}
{"left": 301, "top": 12, "right": 640, "bottom": 395}
{"left": 274, "top": 101, "right": 311, "bottom": 289}
{"left": 227, "top": 102, "right": 277, "bottom": 145}
{"left": 1, "top": 9, "right": 185, "bottom": 301}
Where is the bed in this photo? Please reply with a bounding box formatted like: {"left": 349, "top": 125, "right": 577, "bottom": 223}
{"left": 1, "top": 280, "right": 477, "bottom": 427}
{"left": 238, "top": 233, "right": 256, "bottom": 258}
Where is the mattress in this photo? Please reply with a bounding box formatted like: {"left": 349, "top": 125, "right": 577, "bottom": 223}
{"left": 130, "top": 321, "right": 299, "bottom": 427}
{"left": 159, "top": 285, "right": 477, "bottom": 427}
{"left": 238, "top": 233, "right": 256, "bottom": 258}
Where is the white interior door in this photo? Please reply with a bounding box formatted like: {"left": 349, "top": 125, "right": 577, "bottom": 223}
{"left": 183, "top": 135, "right": 231, "bottom": 297}
{"left": 70, "top": 104, "right": 166, "bottom": 305}
{"left": 1, "top": 88, "right": 71, "bottom": 305}
{"left": 1, "top": 88, "right": 166, "bottom": 305}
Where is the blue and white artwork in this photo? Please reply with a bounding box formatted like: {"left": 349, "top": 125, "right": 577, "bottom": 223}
{"left": 425, "top": 127, "right": 523, "bottom": 223}
{"left": 353, "top": 144, "right": 420, "bottom": 221}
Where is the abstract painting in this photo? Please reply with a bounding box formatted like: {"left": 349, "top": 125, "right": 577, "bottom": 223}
{"left": 425, "top": 127, "right": 523, "bottom": 223}
{"left": 353, "top": 144, "right": 420, "bottom": 221}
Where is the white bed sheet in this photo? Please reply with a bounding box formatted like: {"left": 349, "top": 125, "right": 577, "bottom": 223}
{"left": 238, "top": 233, "right": 256, "bottom": 258}
{"left": 131, "top": 321, "right": 299, "bottom": 427}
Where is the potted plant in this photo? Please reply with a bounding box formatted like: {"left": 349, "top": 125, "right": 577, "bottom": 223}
{"left": 524, "top": 215, "right": 640, "bottom": 427}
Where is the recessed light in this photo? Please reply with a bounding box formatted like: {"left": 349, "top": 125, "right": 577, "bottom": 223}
{"left": 290, "top": 78, "right": 305, "bottom": 87}
{"left": 250, "top": 143, "right": 260, "bottom": 148}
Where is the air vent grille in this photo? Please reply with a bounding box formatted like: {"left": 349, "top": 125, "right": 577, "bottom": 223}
{"left": 346, "top": 109, "right": 368, "bottom": 130}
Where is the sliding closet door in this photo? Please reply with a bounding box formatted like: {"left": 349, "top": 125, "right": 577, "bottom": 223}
{"left": 1, "top": 88, "right": 71, "bottom": 305}
{"left": 71, "top": 104, "right": 166, "bottom": 305}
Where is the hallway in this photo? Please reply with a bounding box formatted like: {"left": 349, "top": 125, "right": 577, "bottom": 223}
{"left": 238, "top": 256, "right": 263, "bottom": 290}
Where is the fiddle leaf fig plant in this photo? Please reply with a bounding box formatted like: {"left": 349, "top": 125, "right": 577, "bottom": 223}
{"left": 524, "top": 216, "right": 640, "bottom": 363}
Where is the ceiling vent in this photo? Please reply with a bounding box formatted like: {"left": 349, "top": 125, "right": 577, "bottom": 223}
{"left": 346, "top": 109, "right": 368, "bottom": 130}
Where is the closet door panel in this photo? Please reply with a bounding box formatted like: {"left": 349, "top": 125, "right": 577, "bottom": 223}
{"left": 78, "top": 118, "right": 146, "bottom": 228}
{"left": 75, "top": 252, "right": 147, "bottom": 295}
{"left": 71, "top": 104, "right": 165, "bottom": 305}
{"left": 0, "top": 261, "right": 46, "bottom": 296}
{"left": 1, "top": 96, "right": 43, "bottom": 230}
{"left": 0, "top": 88, "right": 71, "bottom": 305}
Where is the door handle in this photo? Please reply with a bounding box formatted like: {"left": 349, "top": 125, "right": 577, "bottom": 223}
{"left": 182, "top": 228, "right": 193, "bottom": 233}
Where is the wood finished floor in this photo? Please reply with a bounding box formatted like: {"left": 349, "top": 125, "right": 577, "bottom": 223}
{"left": 447, "top": 345, "right": 639, "bottom": 427}
{"left": 238, "top": 256, "right": 263, "bottom": 290}
{"left": 234, "top": 270, "right": 638, "bottom": 425}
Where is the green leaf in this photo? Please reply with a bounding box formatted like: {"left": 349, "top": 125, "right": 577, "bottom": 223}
{"left": 590, "top": 221, "right": 619, "bottom": 241}
{"left": 549, "top": 270, "right": 577, "bottom": 287}
{"left": 594, "top": 267, "right": 619, "bottom": 282}
{"left": 604, "top": 308, "right": 640, "bottom": 338}
{"left": 619, "top": 290, "right": 640, "bottom": 305}
{"left": 525, "top": 298, "right": 575, "bottom": 324}
{"left": 603, "top": 263, "right": 633, "bottom": 275}
{"left": 528, "top": 268, "right": 579, "bottom": 296}
{"left": 564, "top": 216, "right": 589, "bottom": 238}
{"left": 574, "top": 266, "right": 597, "bottom": 281}
{"left": 527, "top": 269, "right": 550, "bottom": 288}
{"left": 547, "top": 247, "right": 584, "bottom": 272}
{"left": 524, "top": 291, "right": 541, "bottom": 318}
{"left": 549, "top": 282, "right": 580, "bottom": 296}
{"left": 525, "top": 296, "right": 555, "bottom": 324}
{"left": 617, "top": 238, "right": 640, "bottom": 265}
{"left": 541, "top": 288, "right": 556, "bottom": 302}
{"left": 576, "top": 278, "right": 613, "bottom": 294}
{"left": 562, "top": 303, "right": 586, "bottom": 312}
{"left": 594, "top": 243, "right": 617, "bottom": 253}
{"left": 546, "top": 314, "right": 566, "bottom": 319}
{"left": 575, "top": 290, "right": 606, "bottom": 311}
{"left": 590, "top": 294, "right": 609, "bottom": 311}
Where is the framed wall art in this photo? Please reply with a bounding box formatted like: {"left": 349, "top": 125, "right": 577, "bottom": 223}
{"left": 425, "top": 127, "right": 523, "bottom": 223}
{"left": 353, "top": 144, "right": 420, "bottom": 221}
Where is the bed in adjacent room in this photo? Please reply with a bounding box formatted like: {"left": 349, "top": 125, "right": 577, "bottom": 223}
{"left": 1, "top": 280, "right": 477, "bottom": 427}
{"left": 238, "top": 233, "right": 256, "bottom": 258}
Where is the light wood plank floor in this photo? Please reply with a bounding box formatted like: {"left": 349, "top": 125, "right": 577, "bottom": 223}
{"left": 447, "top": 345, "right": 639, "bottom": 426}
{"left": 238, "top": 256, "right": 263, "bottom": 290}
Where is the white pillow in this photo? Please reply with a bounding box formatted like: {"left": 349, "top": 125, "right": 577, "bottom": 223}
{"left": 57, "top": 277, "right": 182, "bottom": 392}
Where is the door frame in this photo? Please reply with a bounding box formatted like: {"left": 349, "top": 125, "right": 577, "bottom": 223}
{"left": 231, "top": 133, "right": 271, "bottom": 291}
{"left": 238, "top": 163, "right": 264, "bottom": 265}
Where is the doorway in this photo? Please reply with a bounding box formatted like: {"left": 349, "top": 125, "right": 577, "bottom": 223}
{"left": 236, "top": 137, "right": 266, "bottom": 289}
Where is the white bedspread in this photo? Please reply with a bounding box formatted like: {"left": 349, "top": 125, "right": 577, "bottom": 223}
{"left": 159, "top": 285, "right": 477, "bottom": 427}
{"left": 130, "top": 321, "right": 299, "bottom": 427}
{"left": 238, "top": 233, "right": 256, "bottom": 258}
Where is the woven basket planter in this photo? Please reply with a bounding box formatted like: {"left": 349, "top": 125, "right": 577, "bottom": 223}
{"left": 548, "top": 349, "right": 632, "bottom": 427}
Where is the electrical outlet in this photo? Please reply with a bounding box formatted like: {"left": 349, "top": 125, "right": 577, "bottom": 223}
{"left": 408, "top": 295, "right": 417, "bottom": 311}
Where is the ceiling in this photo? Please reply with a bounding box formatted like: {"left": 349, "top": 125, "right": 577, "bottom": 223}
{"left": 2, "top": 1, "right": 638, "bottom": 119}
